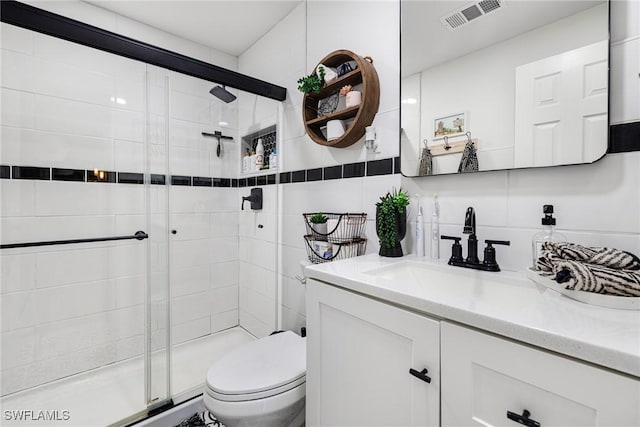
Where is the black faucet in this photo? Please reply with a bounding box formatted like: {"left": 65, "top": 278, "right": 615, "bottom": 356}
{"left": 441, "top": 206, "right": 510, "bottom": 272}
{"left": 463, "top": 207, "right": 479, "bottom": 264}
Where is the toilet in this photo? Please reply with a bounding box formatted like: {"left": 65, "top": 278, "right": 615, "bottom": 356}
{"left": 203, "top": 330, "right": 306, "bottom": 427}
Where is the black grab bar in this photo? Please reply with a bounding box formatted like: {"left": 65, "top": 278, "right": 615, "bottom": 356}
{"left": 0, "top": 231, "right": 149, "bottom": 249}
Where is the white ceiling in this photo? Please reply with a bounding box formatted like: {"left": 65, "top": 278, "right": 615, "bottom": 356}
{"left": 402, "top": 0, "right": 605, "bottom": 77}
{"left": 86, "top": 0, "right": 302, "bottom": 56}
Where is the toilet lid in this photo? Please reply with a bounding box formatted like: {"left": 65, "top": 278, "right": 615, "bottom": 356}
{"left": 206, "top": 331, "right": 306, "bottom": 398}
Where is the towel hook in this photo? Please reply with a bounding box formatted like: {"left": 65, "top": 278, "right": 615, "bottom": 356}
{"left": 466, "top": 131, "right": 473, "bottom": 144}
{"left": 443, "top": 136, "right": 451, "bottom": 151}
{"left": 423, "top": 138, "right": 429, "bottom": 148}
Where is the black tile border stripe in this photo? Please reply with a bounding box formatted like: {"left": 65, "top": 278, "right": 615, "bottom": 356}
{"left": 52, "top": 168, "right": 85, "bottom": 182}
{"left": 193, "top": 176, "right": 212, "bottom": 187}
{"left": 306, "top": 168, "right": 322, "bottom": 182}
{"left": 1, "top": 157, "right": 401, "bottom": 187}
{"left": 609, "top": 121, "right": 640, "bottom": 153}
{"left": 87, "top": 170, "right": 116, "bottom": 183}
{"left": 343, "top": 162, "right": 365, "bottom": 179}
{"left": 150, "top": 174, "right": 166, "bottom": 185}
{"left": 279, "top": 172, "right": 291, "bottom": 184}
{"left": 213, "top": 178, "right": 231, "bottom": 188}
{"left": 291, "top": 170, "right": 305, "bottom": 183}
{"left": 119, "top": 172, "right": 144, "bottom": 184}
{"left": 171, "top": 175, "right": 191, "bottom": 186}
{"left": 324, "top": 165, "right": 342, "bottom": 180}
{"left": 366, "top": 158, "right": 393, "bottom": 176}
{"left": 12, "top": 166, "right": 50, "bottom": 180}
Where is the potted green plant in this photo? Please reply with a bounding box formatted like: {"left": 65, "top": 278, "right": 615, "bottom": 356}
{"left": 376, "top": 188, "right": 410, "bottom": 257}
{"left": 297, "top": 66, "right": 325, "bottom": 94}
{"left": 310, "top": 212, "right": 329, "bottom": 240}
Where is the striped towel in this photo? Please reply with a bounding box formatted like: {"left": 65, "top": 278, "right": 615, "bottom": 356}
{"left": 536, "top": 242, "right": 640, "bottom": 297}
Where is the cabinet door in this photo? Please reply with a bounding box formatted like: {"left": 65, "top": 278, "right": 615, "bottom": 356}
{"left": 306, "top": 279, "right": 440, "bottom": 426}
{"left": 441, "top": 321, "right": 640, "bottom": 427}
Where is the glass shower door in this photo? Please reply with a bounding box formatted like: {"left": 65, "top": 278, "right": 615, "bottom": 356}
{"left": 162, "top": 70, "right": 245, "bottom": 399}
{"left": 0, "top": 24, "right": 170, "bottom": 426}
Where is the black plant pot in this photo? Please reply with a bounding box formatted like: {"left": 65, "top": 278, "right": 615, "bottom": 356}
{"left": 376, "top": 207, "right": 407, "bottom": 257}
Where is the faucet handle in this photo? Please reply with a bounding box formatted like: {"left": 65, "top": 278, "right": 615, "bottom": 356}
{"left": 441, "top": 235, "right": 463, "bottom": 263}
{"left": 483, "top": 240, "right": 511, "bottom": 271}
{"left": 485, "top": 239, "right": 510, "bottom": 246}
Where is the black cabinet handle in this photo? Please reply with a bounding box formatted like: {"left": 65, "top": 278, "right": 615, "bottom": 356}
{"left": 409, "top": 368, "right": 431, "bottom": 383}
{"left": 507, "top": 409, "right": 540, "bottom": 427}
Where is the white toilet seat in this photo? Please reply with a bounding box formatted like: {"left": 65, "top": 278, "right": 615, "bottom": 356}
{"left": 206, "top": 375, "right": 306, "bottom": 402}
{"left": 204, "top": 331, "right": 307, "bottom": 427}
{"left": 205, "top": 331, "right": 306, "bottom": 402}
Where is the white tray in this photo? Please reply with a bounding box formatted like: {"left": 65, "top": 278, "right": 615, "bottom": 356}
{"left": 526, "top": 268, "right": 640, "bottom": 310}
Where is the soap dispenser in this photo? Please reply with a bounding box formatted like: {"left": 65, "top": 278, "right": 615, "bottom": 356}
{"left": 531, "top": 204, "right": 567, "bottom": 269}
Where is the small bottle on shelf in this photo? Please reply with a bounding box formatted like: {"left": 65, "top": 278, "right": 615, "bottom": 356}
{"left": 242, "top": 149, "right": 250, "bottom": 174}
{"left": 256, "top": 138, "right": 264, "bottom": 169}
{"left": 250, "top": 150, "right": 257, "bottom": 172}
{"left": 269, "top": 148, "right": 277, "bottom": 170}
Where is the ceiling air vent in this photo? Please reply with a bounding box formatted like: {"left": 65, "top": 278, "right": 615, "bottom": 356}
{"left": 441, "top": 0, "right": 505, "bottom": 31}
{"left": 478, "top": 0, "right": 502, "bottom": 14}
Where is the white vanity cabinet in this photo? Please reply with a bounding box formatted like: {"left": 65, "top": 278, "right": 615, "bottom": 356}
{"left": 306, "top": 279, "right": 441, "bottom": 426}
{"left": 441, "top": 322, "right": 640, "bottom": 427}
{"left": 306, "top": 276, "right": 640, "bottom": 427}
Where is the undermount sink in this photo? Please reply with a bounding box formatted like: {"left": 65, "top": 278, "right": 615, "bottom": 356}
{"left": 365, "top": 260, "right": 640, "bottom": 311}
{"left": 364, "top": 260, "right": 496, "bottom": 286}
{"left": 362, "top": 260, "right": 530, "bottom": 302}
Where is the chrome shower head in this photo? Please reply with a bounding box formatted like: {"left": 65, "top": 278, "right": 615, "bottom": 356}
{"left": 209, "top": 85, "right": 236, "bottom": 103}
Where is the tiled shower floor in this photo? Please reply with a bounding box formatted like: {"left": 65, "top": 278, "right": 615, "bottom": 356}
{"left": 0, "top": 327, "right": 255, "bottom": 427}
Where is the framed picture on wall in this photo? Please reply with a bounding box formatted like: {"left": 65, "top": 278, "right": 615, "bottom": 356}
{"left": 433, "top": 112, "right": 467, "bottom": 140}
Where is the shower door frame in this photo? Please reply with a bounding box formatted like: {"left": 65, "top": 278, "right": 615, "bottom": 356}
{"left": 0, "top": 2, "right": 287, "bottom": 101}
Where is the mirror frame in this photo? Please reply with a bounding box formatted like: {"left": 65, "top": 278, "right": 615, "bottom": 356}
{"left": 399, "top": 0, "right": 614, "bottom": 178}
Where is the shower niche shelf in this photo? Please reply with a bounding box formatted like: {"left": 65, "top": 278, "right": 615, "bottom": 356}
{"left": 302, "top": 50, "right": 380, "bottom": 148}
{"left": 241, "top": 125, "right": 277, "bottom": 176}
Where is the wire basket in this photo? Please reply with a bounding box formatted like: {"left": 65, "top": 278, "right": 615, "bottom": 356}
{"left": 304, "top": 235, "right": 367, "bottom": 264}
{"left": 302, "top": 213, "right": 367, "bottom": 244}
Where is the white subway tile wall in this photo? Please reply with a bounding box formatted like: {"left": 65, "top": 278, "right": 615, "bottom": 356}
{"left": 237, "top": 1, "right": 402, "bottom": 333}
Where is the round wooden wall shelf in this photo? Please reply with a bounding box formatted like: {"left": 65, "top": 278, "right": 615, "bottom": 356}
{"left": 302, "top": 49, "right": 380, "bottom": 148}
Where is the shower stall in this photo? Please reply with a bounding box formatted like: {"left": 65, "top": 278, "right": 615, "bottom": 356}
{"left": 0, "top": 4, "right": 283, "bottom": 426}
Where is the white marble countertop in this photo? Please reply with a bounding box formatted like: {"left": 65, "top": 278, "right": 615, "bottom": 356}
{"left": 305, "top": 254, "right": 640, "bottom": 378}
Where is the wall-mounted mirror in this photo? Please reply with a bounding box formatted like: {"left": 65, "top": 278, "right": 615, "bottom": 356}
{"left": 401, "top": 0, "right": 609, "bottom": 177}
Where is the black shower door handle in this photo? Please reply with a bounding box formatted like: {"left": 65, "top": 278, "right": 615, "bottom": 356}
{"left": 0, "top": 231, "right": 149, "bottom": 249}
